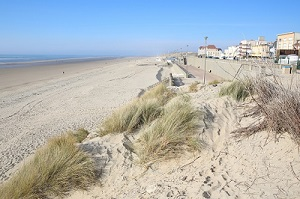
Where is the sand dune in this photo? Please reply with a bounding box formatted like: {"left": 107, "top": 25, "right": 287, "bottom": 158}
{"left": 67, "top": 81, "right": 300, "bottom": 199}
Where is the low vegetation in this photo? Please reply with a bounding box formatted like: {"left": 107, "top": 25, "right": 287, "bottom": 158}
{"left": 73, "top": 128, "right": 90, "bottom": 143}
{"left": 99, "top": 83, "right": 175, "bottom": 136}
{"left": 99, "top": 83, "right": 204, "bottom": 164}
{"left": 136, "top": 95, "right": 203, "bottom": 164}
{"left": 0, "top": 134, "right": 95, "bottom": 199}
{"left": 189, "top": 81, "right": 199, "bottom": 93}
{"left": 208, "top": 80, "right": 221, "bottom": 85}
{"left": 219, "top": 79, "right": 253, "bottom": 101}
{"left": 232, "top": 78, "right": 300, "bottom": 145}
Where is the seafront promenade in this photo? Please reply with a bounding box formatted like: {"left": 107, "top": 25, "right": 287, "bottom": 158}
{"left": 182, "top": 55, "right": 299, "bottom": 84}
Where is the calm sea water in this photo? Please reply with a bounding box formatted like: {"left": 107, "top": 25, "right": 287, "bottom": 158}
{"left": 0, "top": 55, "right": 118, "bottom": 68}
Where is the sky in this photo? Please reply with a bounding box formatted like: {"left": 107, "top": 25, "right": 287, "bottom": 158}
{"left": 0, "top": 0, "right": 299, "bottom": 56}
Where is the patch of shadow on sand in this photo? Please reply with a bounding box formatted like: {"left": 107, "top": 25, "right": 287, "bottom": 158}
{"left": 137, "top": 89, "right": 145, "bottom": 98}
{"left": 156, "top": 68, "right": 163, "bottom": 82}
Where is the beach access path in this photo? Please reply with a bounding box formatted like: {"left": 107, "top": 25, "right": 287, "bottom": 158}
{"left": 0, "top": 57, "right": 165, "bottom": 182}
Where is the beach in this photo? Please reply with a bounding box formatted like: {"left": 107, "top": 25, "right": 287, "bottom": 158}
{"left": 0, "top": 57, "right": 168, "bottom": 181}
{"left": 2, "top": 56, "right": 300, "bottom": 199}
{"left": 66, "top": 80, "right": 300, "bottom": 199}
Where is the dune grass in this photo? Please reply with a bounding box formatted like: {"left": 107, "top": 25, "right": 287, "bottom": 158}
{"left": 208, "top": 80, "right": 221, "bottom": 85}
{"left": 99, "top": 83, "right": 175, "bottom": 136}
{"left": 140, "top": 83, "right": 174, "bottom": 103}
{"left": 73, "top": 128, "right": 89, "bottom": 143}
{"left": 0, "top": 134, "right": 95, "bottom": 199}
{"left": 189, "top": 82, "right": 200, "bottom": 93}
{"left": 219, "top": 79, "right": 253, "bottom": 101}
{"left": 232, "top": 78, "right": 300, "bottom": 144}
{"left": 136, "top": 96, "right": 202, "bottom": 164}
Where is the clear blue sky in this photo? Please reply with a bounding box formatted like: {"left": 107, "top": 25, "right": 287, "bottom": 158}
{"left": 0, "top": 0, "right": 299, "bottom": 56}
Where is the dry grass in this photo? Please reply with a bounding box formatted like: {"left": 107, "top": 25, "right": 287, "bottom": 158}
{"left": 140, "top": 83, "right": 175, "bottom": 104}
{"left": 0, "top": 134, "right": 95, "bottom": 199}
{"left": 136, "top": 95, "right": 203, "bottom": 164}
{"left": 189, "top": 82, "right": 199, "bottom": 93}
{"left": 99, "top": 83, "right": 175, "bottom": 136}
{"left": 232, "top": 77, "right": 300, "bottom": 145}
{"left": 73, "top": 128, "right": 89, "bottom": 143}
{"left": 219, "top": 79, "right": 253, "bottom": 101}
{"left": 208, "top": 80, "right": 221, "bottom": 85}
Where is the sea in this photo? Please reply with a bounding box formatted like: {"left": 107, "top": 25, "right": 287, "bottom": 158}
{"left": 0, "top": 55, "right": 119, "bottom": 69}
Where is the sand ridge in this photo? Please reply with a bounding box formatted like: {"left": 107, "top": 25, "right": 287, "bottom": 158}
{"left": 67, "top": 82, "right": 300, "bottom": 199}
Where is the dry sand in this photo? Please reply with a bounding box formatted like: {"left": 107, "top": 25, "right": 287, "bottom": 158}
{"left": 2, "top": 57, "right": 300, "bottom": 199}
{"left": 66, "top": 81, "right": 300, "bottom": 199}
{"left": 0, "top": 57, "right": 169, "bottom": 182}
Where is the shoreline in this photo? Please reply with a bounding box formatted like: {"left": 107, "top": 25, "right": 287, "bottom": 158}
{"left": 0, "top": 57, "right": 140, "bottom": 92}
{"left": 0, "top": 56, "right": 122, "bottom": 68}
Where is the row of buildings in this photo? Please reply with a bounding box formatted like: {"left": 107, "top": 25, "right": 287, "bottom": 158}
{"left": 197, "top": 32, "right": 300, "bottom": 59}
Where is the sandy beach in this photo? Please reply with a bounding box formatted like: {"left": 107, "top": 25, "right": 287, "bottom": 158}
{"left": 1, "top": 56, "right": 300, "bottom": 199}
{"left": 0, "top": 57, "right": 168, "bottom": 181}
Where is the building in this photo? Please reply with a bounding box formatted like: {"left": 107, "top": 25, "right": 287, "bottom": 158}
{"left": 198, "top": 45, "right": 222, "bottom": 58}
{"left": 251, "top": 36, "right": 272, "bottom": 58}
{"left": 224, "top": 45, "right": 239, "bottom": 58}
{"left": 293, "top": 40, "right": 300, "bottom": 50}
{"left": 276, "top": 32, "right": 300, "bottom": 57}
{"left": 237, "top": 37, "right": 273, "bottom": 59}
{"left": 238, "top": 40, "right": 256, "bottom": 58}
{"left": 269, "top": 41, "right": 277, "bottom": 58}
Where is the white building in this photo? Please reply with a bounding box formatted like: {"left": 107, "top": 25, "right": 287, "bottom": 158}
{"left": 224, "top": 45, "right": 239, "bottom": 58}
{"left": 239, "top": 40, "right": 256, "bottom": 58}
{"left": 198, "top": 45, "right": 222, "bottom": 58}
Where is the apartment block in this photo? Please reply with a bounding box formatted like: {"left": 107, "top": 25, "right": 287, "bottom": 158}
{"left": 276, "top": 32, "right": 300, "bottom": 57}
{"left": 224, "top": 45, "right": 239, "bottom": 58}
{"left": 251, "top": 37, "right": 272, "bottom": 58}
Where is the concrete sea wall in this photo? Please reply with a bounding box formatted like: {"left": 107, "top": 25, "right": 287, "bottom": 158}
{"left": 186, "top": 56, "right": 283, "bottom": 80}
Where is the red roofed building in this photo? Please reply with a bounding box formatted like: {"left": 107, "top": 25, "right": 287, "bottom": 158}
{"left": 198, "top": 45, "right": 222, "bottom": 58}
